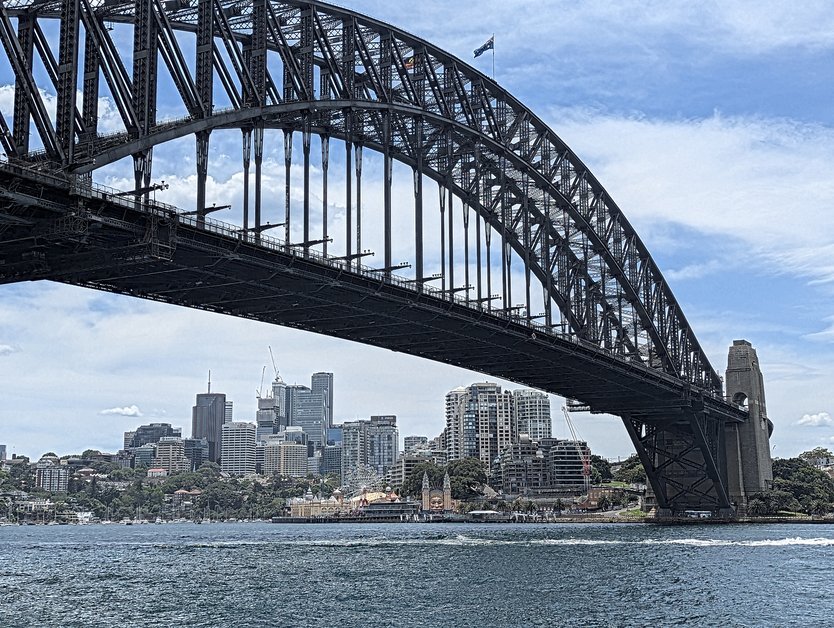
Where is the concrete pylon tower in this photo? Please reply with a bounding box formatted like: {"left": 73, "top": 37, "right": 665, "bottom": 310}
{"left": 421, "top": 472, "right": 431, "bottom": 511}
{"left": 724, "top": 340, "right": 774, "bottom": 508}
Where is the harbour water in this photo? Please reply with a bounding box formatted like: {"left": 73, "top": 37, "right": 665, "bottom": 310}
{"left": 1, "top": 522, "right": 832, "bottom": 627}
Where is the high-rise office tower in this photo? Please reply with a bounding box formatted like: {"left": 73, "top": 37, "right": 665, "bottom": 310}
{"left": 0, "top": 444, "right": 7, "bottom": 461}
{"left": 285, "top": 384, "right": 327, "bottom": 448}
{"left": 256, "top": 396, "right": 276, "bottom": 442}
{"left": 220, "top": 422, "right": 256, "bottom": 476}
{"left": 513, "top": 389, "right": 552, "bottom": 441}
{"left": 311, "top": 372, "right": 334, "bottom": 428}
{"left": 133, "top": 444, "right": 157, "bottom": 468}
{"left": 272, "top": 372, "right": 287, "bottom": 431}
{"left": 225, "top": 401, "right": 234, "bottom": 424}
{"left": 255, "top": 370, "right": 289, "bottom": 443}
{"left": 321, "top": 445, "right": 342, "bottom": 479}
{"left": 192, "top": 390, "right": 227, "bottom": 463}
{"left": 368, "top": 415, "right": 399, "bottom": 476}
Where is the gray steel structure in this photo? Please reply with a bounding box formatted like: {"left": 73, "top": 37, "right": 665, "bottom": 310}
{"left": 0, "top": 0, "right": 771, "bottom": 514}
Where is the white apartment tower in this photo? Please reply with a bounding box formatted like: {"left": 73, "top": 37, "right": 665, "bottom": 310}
{"left": 221, "top": 422, "right": 256, "bottom": 476}
{"left": 444, "top": 383, "right": 516, "bottom": 466}
{"left": 514, "top": 389, "right": 552, "bottom": 441}
{"left": 341, "top": 419, "right": 368, "bottom": 481}
{"left": 444, "top": 387, "right": 468, "bottom": 462}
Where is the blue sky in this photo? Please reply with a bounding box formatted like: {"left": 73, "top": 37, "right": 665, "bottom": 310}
{"left": 2, "top": 0, "right": 834, "bottom": 460}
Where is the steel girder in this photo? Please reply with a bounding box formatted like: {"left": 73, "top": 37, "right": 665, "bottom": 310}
{"left": 0, "top": 0, "right": 721, "bottom": 394}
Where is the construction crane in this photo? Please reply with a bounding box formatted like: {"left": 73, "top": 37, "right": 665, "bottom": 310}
{"left": 268, "top": 345, "right": 279, "bottom": 378}
{"left": 562, "top": 405, "right": 592, "bottom": 493}
{"left": 256, "top": 365, "right": 266, "bottom": 398}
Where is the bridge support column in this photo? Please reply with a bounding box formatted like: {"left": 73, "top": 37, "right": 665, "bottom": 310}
{"left": 284, "top": 130, "right": 292, "bottom": 248}
{"left": 322, "top": 136, "right": 329, "bottom": 257}
{"left": 254, "top": 125, "right": 263, "bottom": 239}
{"left": 196, "top": 130, "right": 209, "bottom": 222}
{"left": 724, "top": 340, "right": 774, "bottom": 511}
{"left": 624, "top": 410, "right": 732, "bottom": 516}
{"left": 242, "top": 128, "right": 251, "bottom": 232}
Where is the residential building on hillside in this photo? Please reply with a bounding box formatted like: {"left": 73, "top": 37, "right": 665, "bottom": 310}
{"left": 342, "top": 416, "right": 399, "bottom": 480}
{"left": 368, "top": 416, "right": 399, "bottom": 476}
{"left": 341, "top": 420, "right": 368, "bottom": 482}
{"left": 403, "top": 436, "right": 428, "bottom": 452}
{"left": 445, "top": 383, "right": 515, "bottom": 466}
{"left": 154, "top": 437, "right": 188, "bottom": 474}
{"left": 263, "top": 436, "right": 284, "bottom": 476}
{"left": 513, "top": 389, "right": 552, "bottom": 441}
{"left": 496, "top": 436, "right": 590, "bottom": 495}
{"left": 443, "top": 387, "right": 469, "bottom": 461}
{"left": 387, "top": 451, "right": 447, "bottom": 488}
{"left": 35, "top": 459, "right": 68, "bottom": 493}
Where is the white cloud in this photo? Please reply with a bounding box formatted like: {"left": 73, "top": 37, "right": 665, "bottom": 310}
{"left": 100, "top": 405, "right": 143, "bottom": 417}
{"left": 0, "top": 344, "right": 19, "bottom": 356}
{"left": 665, "top": 260, "right": 725, "bottom": 282}
{"left": 548, "top": 109, "right": 834, "bottom": 283}
{"left": 797, "top": 412, "right": 833, "bottom": 427}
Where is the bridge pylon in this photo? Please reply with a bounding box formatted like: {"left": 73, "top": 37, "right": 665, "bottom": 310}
{"left": 724, "top": 340, "right": 774, "bottom": 512}
{"left": 628, "top": 340, "right": 773, "bottom": 517}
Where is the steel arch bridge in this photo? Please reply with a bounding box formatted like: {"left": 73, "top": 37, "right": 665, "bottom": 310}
{"left": 0, "top": 0, "right": 770, "bottom": 515}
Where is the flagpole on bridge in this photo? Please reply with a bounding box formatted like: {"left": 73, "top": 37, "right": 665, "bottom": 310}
{"left": 473, "top": 34, "right": 495, "bottom": 79}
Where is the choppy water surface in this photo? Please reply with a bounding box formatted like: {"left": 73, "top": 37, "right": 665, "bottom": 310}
{"left": 1, "top": 522, "right": 832, "bottom": 626}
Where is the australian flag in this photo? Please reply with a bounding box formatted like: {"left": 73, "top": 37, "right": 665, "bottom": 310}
{"left": 473, "top": 36, "right": 494, "bottom": 58}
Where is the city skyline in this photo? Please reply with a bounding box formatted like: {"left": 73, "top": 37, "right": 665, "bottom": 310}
{"left": 0, "top": 366, "right": 561, "bottom": 461}
{"left": 4, "top": 2, "right": 834, "bottom": 460}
